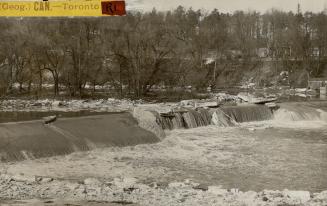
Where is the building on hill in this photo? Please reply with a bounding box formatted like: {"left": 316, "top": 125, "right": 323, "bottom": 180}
{"left": 308, "top": 77, "right": 327, "bottom": 90}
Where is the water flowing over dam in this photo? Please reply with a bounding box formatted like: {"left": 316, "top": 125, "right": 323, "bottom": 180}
{"left": 1, "top": 102, "right": 327, "bottom": 162}
{"left": 0, "top": 113, "right": 159, "bottom": 162}
{"left": 274, "top": 102, "right": 327, "bottom": 122}
{"left": 157, "top": 108, "right": 212, "bottom": 130}
{"left": 157, "top": 105, "right": 274, "bottom": 129}
{"left": 220, "top": 105, "right": 273, "bottom": 122}
{"left": 156, "top": 102, "right": 327, "bottom": 130}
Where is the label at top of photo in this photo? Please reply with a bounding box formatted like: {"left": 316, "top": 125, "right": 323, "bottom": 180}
{"left": 0, "top": 0, "right": 126, "bottom": 16}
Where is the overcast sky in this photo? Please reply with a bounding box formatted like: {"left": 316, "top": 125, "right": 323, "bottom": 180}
{"left": 126, "top": 0, "right": 327, "bottom": 13}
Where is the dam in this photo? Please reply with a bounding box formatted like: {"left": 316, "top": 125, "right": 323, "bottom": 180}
{"left": 157, "top": 105, "right": 274, "bottom": 129}
{"left": 0, "top": 101, "right": 327, "bottom": 194}
{"left": 0, "top": 112, "right": 159, "bottom": 162}
{"left": 1, "top": 102, "right": 326, "bottom": 162}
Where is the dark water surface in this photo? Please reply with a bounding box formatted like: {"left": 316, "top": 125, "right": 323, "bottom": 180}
{"left": 0, "top": 112, "right": 159, "bottom": 162}
{"left": 0, "top": 110, "right": 111, "bottom": 123}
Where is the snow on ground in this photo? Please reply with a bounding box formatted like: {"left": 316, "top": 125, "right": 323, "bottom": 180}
{"left": 0, "top": 91, "right": 271, "bottom": 113}
{"left": 0, "top": 174, "right": 326, "bottom": 206}
{"left": 0, "top": 98, "right": 138, "bottom": 112}
{"left": 0, "top": 96, "right": 222, "bottom": 113}
{"left": 0, "top": 87, "right": 323, "bottom": 113}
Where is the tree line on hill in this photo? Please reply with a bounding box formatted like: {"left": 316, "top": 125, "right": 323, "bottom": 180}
{"left": 0, "top": 5, "right": 327, "bottom": 98}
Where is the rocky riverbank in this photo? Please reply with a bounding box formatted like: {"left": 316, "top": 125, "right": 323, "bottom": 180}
{"left": 0, "top": 174, "right": 326, "bottom": 206}
{"left": 0, "top": 98, "right": 138, "bottom": 112}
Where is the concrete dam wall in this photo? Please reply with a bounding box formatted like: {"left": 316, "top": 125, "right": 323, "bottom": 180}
{"left": 3, "top": 103, "right": 318, "bottom": 162}
{"left": 0, "top": 113, "right": 160, "bottom": 162}
{"left": 157, "top": 105, "right": 274, "bottom": 129}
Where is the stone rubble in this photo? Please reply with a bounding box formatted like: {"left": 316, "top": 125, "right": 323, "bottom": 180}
{"left": 0, "top": 174, "right": 326, "bottom": 206}
{"left": 0, "top": 91, "right": 283, "bottom": 114}
{"left": 0, "top": 98, "right": 140, "bottom": 112}
{"left": 0, "top": 93, "right": 243, "bottom": 113}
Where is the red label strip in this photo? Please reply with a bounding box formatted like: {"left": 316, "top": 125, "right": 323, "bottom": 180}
{"left": 101, "top": 1, "right": 126, "bottom": 16}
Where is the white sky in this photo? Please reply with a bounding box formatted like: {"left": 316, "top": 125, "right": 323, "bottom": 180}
{"left": 126, "top": 0, "right": 327, "bottom": 13}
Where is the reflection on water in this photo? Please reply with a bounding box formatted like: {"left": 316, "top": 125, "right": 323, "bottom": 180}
{"left": 0, "top": 111, "right": 111, "bottom": 123}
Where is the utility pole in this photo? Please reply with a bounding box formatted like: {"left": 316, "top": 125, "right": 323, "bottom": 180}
{"left": 297, "top": 3, "right": 301, "bottom": 14}
{"left": 213, "top": 48, "right": 218, "bottom": 87}
{"left": 213, "top": 58, "right": 216, "bottom": 83}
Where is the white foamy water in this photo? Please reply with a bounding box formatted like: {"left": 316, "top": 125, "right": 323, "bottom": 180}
{"left": 1, "top": 101, "right": 327, "bottom": 197}
{"left": 269, "top": 103, "right": 327, "bottom": 129}
{"left": 236, "top": 102, "right": 327, "bottom": 129}
{"left": 3, "top": 121, "right": 327, "bottom": 192}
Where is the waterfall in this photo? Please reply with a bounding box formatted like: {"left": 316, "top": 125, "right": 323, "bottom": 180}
{"left": 171, "top": 112, "right": 185, "bottom": 129}
{"left": 158, "top": 115, "right": 174, "bottom": 130}
{"left": 157, "top": 112, "right": 185, "bottom": 130}
{"left": 274, "top": 108, "right": 321, "bottom": 121}
{"left": 145, "top": 102, "right": 327, "bottom": 132}
{"left": 182, "top": 109, "right": 212, "bottom": 128}
{"left": 135, "top": 109, "right": 166, "bottom": 139}
{"left": 219, "top": 105, "right": 273, "bottom": 123}
{"left": 196, "top": 108, "right": 212, "bottom": 126}
{"left": 156, "top": 105, "right": 275, "bottom": 130}
{"left": 274, "top": 103, "right": 327, "bottom": 122}
{"left": 211, "top": 109, "right": 237, "bottom": 127}
{"left": 182, "top": 110, "right": 200, "bottom": 128}
{"left": 157, "top": 109, "right": 212, "bottom": 130}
